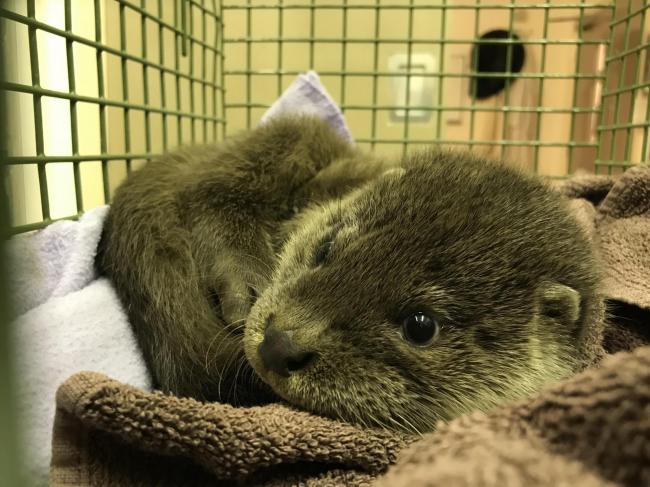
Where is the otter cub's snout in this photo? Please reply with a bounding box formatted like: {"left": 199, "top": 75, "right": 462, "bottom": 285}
{"left": 258, "top": 324, "right": 316, "bottom": 377}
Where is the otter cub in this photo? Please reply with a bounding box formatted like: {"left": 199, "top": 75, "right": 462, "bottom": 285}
{"left": 100, "top": 115, "right": 600, "bottom": 432}
{"left": 244, "top": 149, "right": 601, "bottom": 434}
{"left": 98, "top": 116, "right": 391, "bottom": 404}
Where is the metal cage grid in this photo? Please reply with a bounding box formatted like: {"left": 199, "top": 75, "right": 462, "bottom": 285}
{"left": 0, "top": 0, "right": 224, "bottom": 233}
{"left": 1, "top": 0, "right": 649, "bottom": 235}
{"left": 221, "top": 0, "right": 617, "bottom": 174}
{"left": 596, "top": 1, "right": 650, "bottom": 172}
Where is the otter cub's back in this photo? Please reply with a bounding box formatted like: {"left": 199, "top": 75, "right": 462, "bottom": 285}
{"left": 244, "top": 149, "right": 602, "bottom": 433}
{"left": 97, "top": 116, "right": 392, "bottom": 403}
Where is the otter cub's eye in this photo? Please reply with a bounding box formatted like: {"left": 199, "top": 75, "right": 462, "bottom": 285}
{"left": 207, "top": 288, "right": 223, "bottom": 317}
{"left": 402, "top": 313, "right": 439, "bottom": 347}
{"left": 313, "top": 239, "right": 332, "bottom": 266}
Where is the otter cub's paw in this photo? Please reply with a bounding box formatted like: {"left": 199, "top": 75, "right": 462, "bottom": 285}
{"left": 206, "top": 267, "right": 265, "bottom": 336}
{"left": 243, "top": 149, "right": 600, "bottom": 434}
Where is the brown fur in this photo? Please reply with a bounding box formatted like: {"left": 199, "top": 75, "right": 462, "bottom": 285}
{"left": 244, "top": 150, "right": 601, "bottom": 433}
{"left": 99, "top": 117, "right": 600, "bottom": 432}
{"left": 97, "top": 116, "right": 391, "bottom": 403}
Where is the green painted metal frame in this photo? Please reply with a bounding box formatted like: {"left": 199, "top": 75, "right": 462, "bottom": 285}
{"left": 0, "top": 0, "right": 224, "bottom": 233}
{"left": 2, "top": 1, "right": 650, "bottom": 235}
{"left": 0, "top": 18, "right": 25, "bottom": 483}
{"left": 221, "top": 1, "right": 628, "bottom": 163}
{"left": 596, "top": 2, "right": 650, "bottom": 172}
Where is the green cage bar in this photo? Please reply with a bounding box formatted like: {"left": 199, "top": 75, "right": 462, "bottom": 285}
{"left": 221, "top": 1, "right": 618, "bottom": 172}
{"left": 26, "top": 0, "right": 51, "bottom": 223}
{"left": 0, "top": 0, "right": 224, "bottom": 234}
{"left": 435, "top": 0, "right": 447, "bottom": 146}
{"left": 2, "top": 1, "right": 650, "bottom": 235}
{"left": 595, "top": 1, "right": 649, "bottom": 171}
{"left": 0, "top": 13, "right": 25, "bottom": 483}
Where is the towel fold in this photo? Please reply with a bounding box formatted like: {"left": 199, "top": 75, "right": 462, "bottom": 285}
{"left": 8, "top": 207, "right": 152, "bottom": 486}
{"left": 50, "top": 343, "right": 650, "bottom": 486}
{"left": 261, "top": 71, "right": 353, "bottom": 144}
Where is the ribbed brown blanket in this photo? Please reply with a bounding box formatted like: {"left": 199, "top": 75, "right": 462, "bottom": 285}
{"left": 50, "top": 166, "right": 650, "bottom": 487}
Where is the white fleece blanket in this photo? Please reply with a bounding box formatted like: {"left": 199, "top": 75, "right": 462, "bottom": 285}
{"left": 10, "top": 71, "right": 351, "bottom": 485}
{"left": 261, "top": 71, "right": 353, "bottom": 144}
{"left": 9, "top": 206, "right": 151, "bottom": 486}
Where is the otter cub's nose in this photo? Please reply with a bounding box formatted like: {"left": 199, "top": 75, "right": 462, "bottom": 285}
{"left": 258, "top": 325, "right": 315, "bottom": 377}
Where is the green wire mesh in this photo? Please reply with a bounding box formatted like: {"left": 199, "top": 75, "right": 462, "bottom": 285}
{"left": 0, "top": 0, "right": 224, "bottom": 233}
{"left": 0, "top": 23, "right": 23, "bottom": 483}
{"left": 221, "top": 0, "right": 620, "bottom": 176}
{"left": 1, "top": 0, "right": 649, "bottom": 234}
{"left": 596, "top": 1, "right": 650, "bottom": 173}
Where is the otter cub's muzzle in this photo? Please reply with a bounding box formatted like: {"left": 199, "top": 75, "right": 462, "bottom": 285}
{"left": 258, "top": 325, "right": 316, "bottom": 377}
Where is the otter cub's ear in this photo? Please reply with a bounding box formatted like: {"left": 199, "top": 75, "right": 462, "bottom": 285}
{"left": 381, "top": 167, "right": 407, "bottom": 179}
{"left": 295, "top": 155, "right": 396, "bottom": 205}
{"left": 537, "top": 282, "right": 581, "bottom": 329}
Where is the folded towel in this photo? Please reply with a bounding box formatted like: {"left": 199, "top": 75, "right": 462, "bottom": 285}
{"left": 48, "top": 165, "right": 650, "bottom": 486}
{"left": 10, "top": 72, "right": 350, "bottom": 485}
{"left": 376, "top": 345, "right": 650, "bottom": 487}
{"left": 261, "top": 71, "right": 353, "bottom": 144}
{"left": 52, "top": 371, "right": 407, "bottom": 486}
{"left": 9, "top": 207, "right": 152, "bottom": 486}
{"left": 8, "top": 206, "right": 109, "bottom": 317}
{"left": 557, "top": 167, "right": 650, "bottom": 352}
{"left": 50, "top": 344, "right": 650, "bottom": 486}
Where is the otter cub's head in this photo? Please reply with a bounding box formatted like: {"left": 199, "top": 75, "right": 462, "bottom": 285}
{"left": 244, "top": 149, "right": 600, "bottom": 433}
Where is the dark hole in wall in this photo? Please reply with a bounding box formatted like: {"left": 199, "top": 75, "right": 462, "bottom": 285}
{"left": 470, "top": 29, "right": 526, "bottom": 100}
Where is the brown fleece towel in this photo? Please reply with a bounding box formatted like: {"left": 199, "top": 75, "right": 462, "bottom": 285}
{"left": 51, "top": 371, "right": 406, "bottom": 486}
{"left": 376, "top": 345, "right": 650, "bottom": 487}
{"left": 557, "top": 166, "right": 650, "bottom": 352}
{"left": 51, "top": 344, "right": 650, "bottom": 487}
{"left": 50, "top": 166, "right": 650, "bottom": 486}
